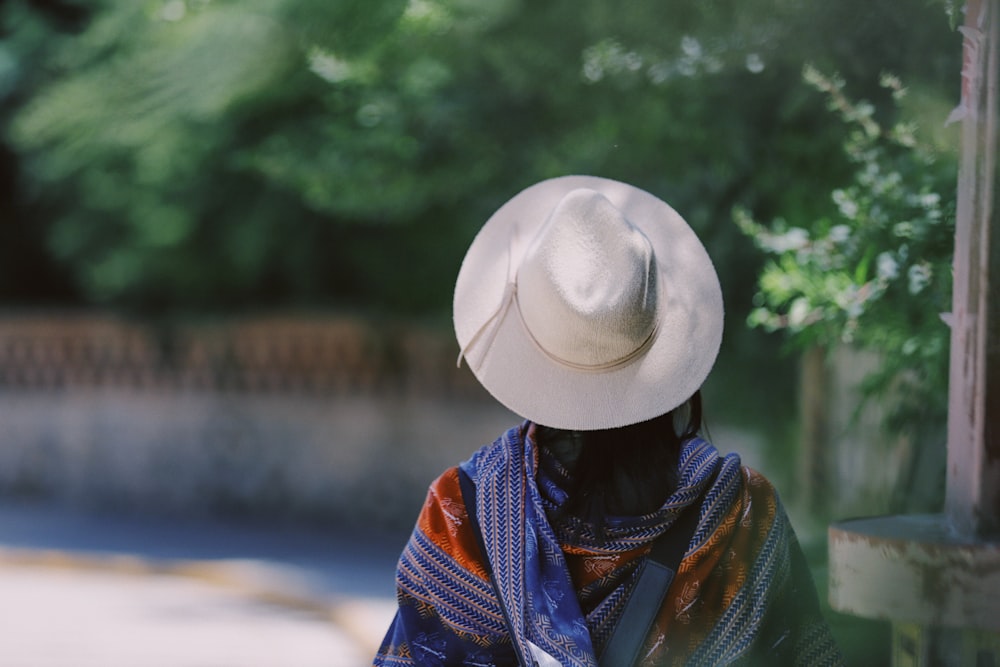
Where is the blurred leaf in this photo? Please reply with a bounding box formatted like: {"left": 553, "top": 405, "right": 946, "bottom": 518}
{"left": 1, "top": 0, "right": 960, "bottom": 323}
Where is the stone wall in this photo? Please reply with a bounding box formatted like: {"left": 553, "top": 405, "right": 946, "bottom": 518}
{"left": 0, "top": 313, "right": 517, "bottom": 529}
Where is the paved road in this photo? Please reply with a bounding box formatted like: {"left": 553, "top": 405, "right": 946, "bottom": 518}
{"left": 0, "top": 503, "right": 404, "bottom": 667}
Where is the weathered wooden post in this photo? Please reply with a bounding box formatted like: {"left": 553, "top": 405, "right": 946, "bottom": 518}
{"left": 946, "top": 0, "right": 1000, "bottom": 540}
{"left": 828, "top": 1, "right": 1000, "bottom": 664}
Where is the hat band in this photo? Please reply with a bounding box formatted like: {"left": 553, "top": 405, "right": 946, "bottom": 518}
{"left": 456, "top": 280, "right": 517, "bottom": 370}
{"left": 514, "top": 289, "right": 659, "bottom": 372}
{"left": 457, "top": 278, "right": 658, "bottom": 374}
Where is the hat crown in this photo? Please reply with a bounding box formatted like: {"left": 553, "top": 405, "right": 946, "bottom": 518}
{"left": 517, "top": 189, "right": 658, "bottom": 368}
{"left": 452, "top": 175, "right": 723, "bottom": 430}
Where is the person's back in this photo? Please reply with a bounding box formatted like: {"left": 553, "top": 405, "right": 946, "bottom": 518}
{"left": 373, "top": 176, "right": 843, "bottom": 666}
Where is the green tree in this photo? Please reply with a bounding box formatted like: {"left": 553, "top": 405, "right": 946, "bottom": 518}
{"left": 1, "top": 0, "right": 959, "bottom": 325}
{"left": 737, "top": 66, "right": 958, "bottom": 508}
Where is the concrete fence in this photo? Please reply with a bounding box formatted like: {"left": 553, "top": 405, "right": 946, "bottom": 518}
{"left": 0, "top": 313, "right": 483, "bottom": 397}
{"left": 0, "top": 312, "right": 517, "bottom": 530}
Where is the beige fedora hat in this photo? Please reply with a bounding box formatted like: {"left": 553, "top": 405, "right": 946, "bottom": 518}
{"left": 454, "top": 175, "right": 723, "bottom": 430}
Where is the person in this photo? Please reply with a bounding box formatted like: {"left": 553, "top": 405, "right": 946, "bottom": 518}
{"left": 373, "top": 176, "right": 843, "bottom": 666}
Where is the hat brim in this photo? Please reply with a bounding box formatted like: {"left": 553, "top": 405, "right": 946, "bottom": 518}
{"left": 453, "top": 175, "right": 724, "bottom": 430}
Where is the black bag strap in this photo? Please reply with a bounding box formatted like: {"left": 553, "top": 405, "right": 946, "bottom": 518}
{"left": 597, "top": 488, "right": 705, "bottom": 667}
{"left": 457, "top": 465, "right": 534, "bottom": 667}
{"left": 457, "top": 464, "right": 709, "bottom": 667}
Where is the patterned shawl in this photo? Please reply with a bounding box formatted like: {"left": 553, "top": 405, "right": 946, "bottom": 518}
{"left": 375, "top": 423, "right": 843, "bottom": 666}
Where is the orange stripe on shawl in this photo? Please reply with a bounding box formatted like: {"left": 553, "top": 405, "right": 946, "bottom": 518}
{"left": 640, "top": 466, "right": 780, "bottom": 664}
{"left": 416, "top": 467, "right": 491, "bottom": 583}
{"left": 563, "top": 543, "right": 649, "bottom": 591}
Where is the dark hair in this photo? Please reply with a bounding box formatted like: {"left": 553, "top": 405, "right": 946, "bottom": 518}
{"left": 535, "top": 391, "right": 703, "bottom": 524}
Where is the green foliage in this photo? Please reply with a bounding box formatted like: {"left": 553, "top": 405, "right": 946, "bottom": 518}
{"left": 0, "top": 0, "right": 960, "bottom": 325}
{"left": 737, "top": 66, "right": 958, "bottom": 433}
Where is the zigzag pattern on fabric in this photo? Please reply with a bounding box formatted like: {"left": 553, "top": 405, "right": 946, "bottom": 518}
{"left": 582, "top": 564, "right": 640, "bottom": 653}
{"left": 473, "top": 425, "right": 755, "bottom": 665}
{"left": 576, "top": 557, "right": 642, "bottom": 613}
{"left": 687, "top": 495, "right": 790, "bottom": 665}
{"left": 543, "top": 436, "right": 729, "bottom": 554}
{"left": 374, "top": 632, "right": 415, "bottom": 667}
{"left": 523, "top": 445, "right": 599, "bottom": 663}
{"left": 527, "top": 590, "right": 593, "bottom": 663}
{"left": 396, "top": 527, "right": 508, "bottom": 639}
{"left": 691, "top": 453, "right": 745, "bottom": 550}
{"left": 468, "top": 424, "right": 598, "bottom": 666}
{"left": 516, "top": 427, "right": 597, "bottom": 665}
{"left": 471, "top": 425, "right": 532, "bottom": 661}
{"left": 376, "top": 420, "right": 845, "bottom": 667}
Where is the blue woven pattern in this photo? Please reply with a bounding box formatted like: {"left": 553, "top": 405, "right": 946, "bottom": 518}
{"left": 396, "top": 528, "right": 507, "bottom": 638}
{"left": 688, "top": 506, "right": 791, "bottom": 664}
{"left": 471, "top": 425, "right": 595, "bottom": 665}
{"left": 374, "top": 423, "right": 844, "bottom": 666}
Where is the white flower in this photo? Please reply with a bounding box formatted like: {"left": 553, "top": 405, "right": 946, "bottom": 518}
{"left": 908, "top": 263, "right": 932, "bottom": 294}
{"left": 766, "top": 227, "right": 809, "bottom": 253}
{"left": 829, "top": 225, "right": 851, "bottom": 243}
{"left": 832, "top": 189, "right": 860, "bottom": 219}
{"left": 920, "top": 193, "right": 941, "bottom": 209}
{"left": 788, "top": 298, "right": 812, "bottom": 328}
{"left": 876, "top": 252, "right": 899, "bottom": 281}
{"left": 745, "top": 53, "right": 765, "bottom": 74}
{"left": 308, "top": 48, "right": 355, "bottom": 84}
{"left": 681, "top": 36, "right": 703, "bottom": 58}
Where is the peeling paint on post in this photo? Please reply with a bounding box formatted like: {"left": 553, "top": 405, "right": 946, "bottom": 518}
{"left": 829, "top": 515, "right": 1000, "bottom": 629}
{"left": 946, "top": 0, "right": 1000, "bottom": 538}
{"left": 829, "top": 2, "right": 1000, "bottom": 663}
